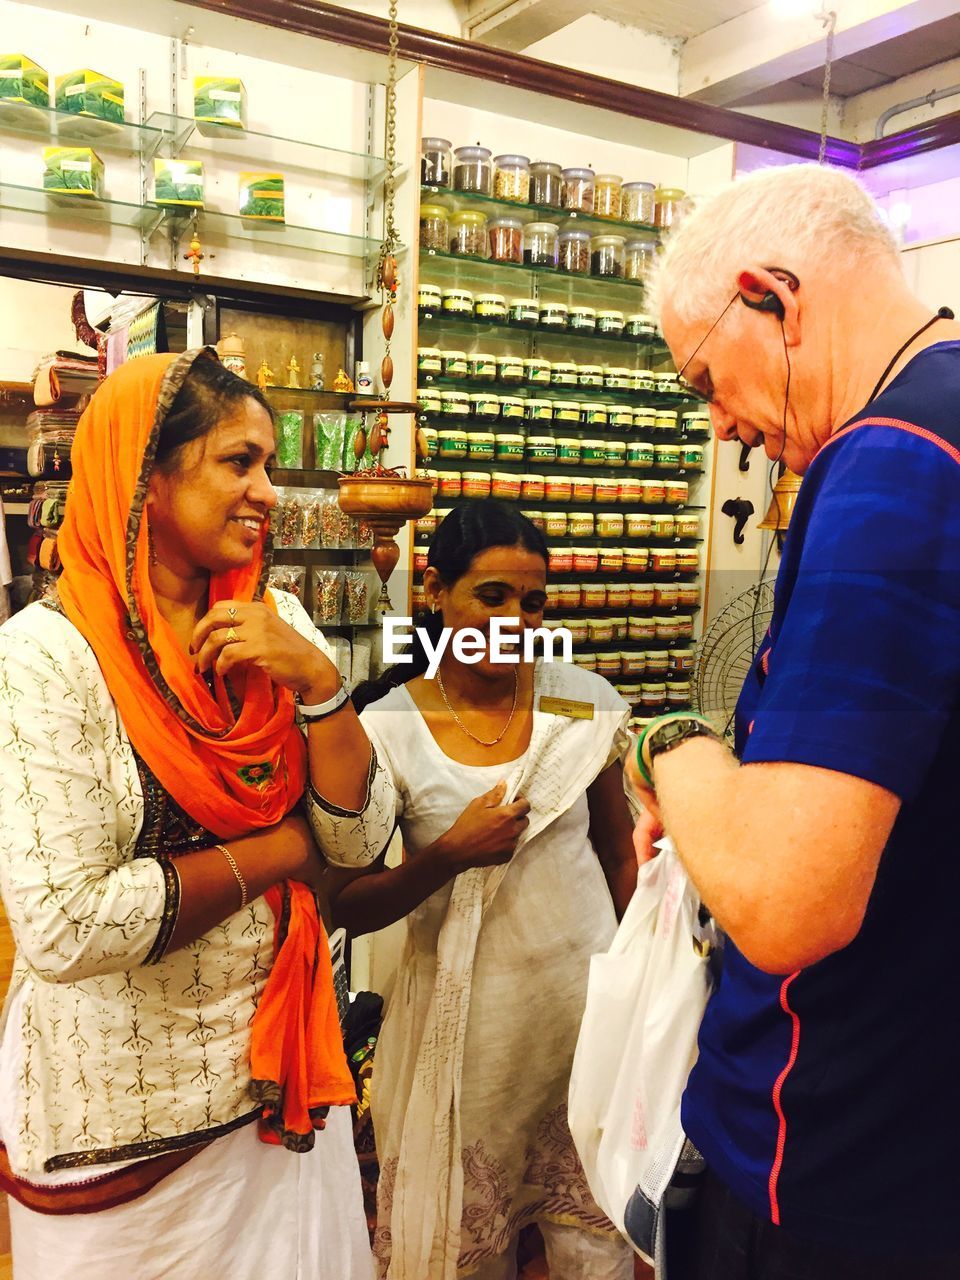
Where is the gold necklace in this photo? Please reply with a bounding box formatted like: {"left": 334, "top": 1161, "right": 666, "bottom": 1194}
{"left": 436, "top": 668, "right": 520, "bottom": 747}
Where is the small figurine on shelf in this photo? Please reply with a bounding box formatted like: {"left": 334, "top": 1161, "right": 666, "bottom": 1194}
{"left": 256, "top": 359, "right": 275, "bottom": 392}
{"left": 333, "top": 367, "right": 355, "bottom": 393}
{"left": 310, "top": 352, "right": 325, "bottom": 389}
{"left": 286, "top": 355, "right": 301, "bottom": 388}
{"left": 218, "top": 333, "right": 247, "bottom": 379}
{"left": 183, "top": 231, "right": 205, "bottom": 276}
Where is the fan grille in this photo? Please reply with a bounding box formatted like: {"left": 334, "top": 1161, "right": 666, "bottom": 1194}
{"left": 695, "top": 581, "right": 775, "bottom": 741}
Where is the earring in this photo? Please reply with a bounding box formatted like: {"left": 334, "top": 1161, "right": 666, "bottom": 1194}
{"left": 431, "top": 603, "right": 437, "bottom": 614}
{"left": 147, "top": 525, "right": 158, "bottom": 567}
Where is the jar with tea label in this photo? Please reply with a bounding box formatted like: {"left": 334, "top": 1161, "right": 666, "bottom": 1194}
{"left": 508, "top": 298, "right": 539, "bottom": 328}
{"left": 489, "top": 216, "right": 524, "bottom": 264}
{"left": 497, "top": 354, "right": 524, "bottom": 383}
{"left": 558, "top": 227, "right": 592, "bottom": 275}
{"left": 591, "top": 234, "right": 626, "bottom": 278}
{"left": 418, "top": 283, "right": 442, "bottom": 314}
{"left": 468, "top": 397, "right": 499, "bottom": 424}
{"left": 530, "top": 160, "right": 563, "bottom": 207}
{"left": 461, "top": 471, "right": 492, "bottom": 500}
{"left": 475, "top": 294, "right": 506, "bottom": 320}
{"left": 626, "top": 313, "right": 657, "bottom": 340}
{"left": 493, "top": 154, "right": 530, "bottom": 203}
{"left": 580, "top": 439, "right": 606, "bottom": 465}
{"left": 625, "top": 236, "right": 658, "bottom": 283}
{"left": 520, "top": 475, "right": 546, "bottom": 501}
{"left": 441, "top": 288, "right": 474, "bottom": 315}
{"left": 595, "top": 174, "right": 623, "bottom": 220}
{"left": 453, "top": 145, "right": 493, "bottom": 194}
{"left": 622, "top": 181, "right": 656, "bottom": 225}
{"left": 442, "top": 350, "right": 468, "bottom": 377}
{"left": 654, "top": 443, "right": 681, "bottom": 470}
{"left": 421, "top": 137, "right": 452, "bottom": 187}
{"left": 524, "top": 358, "right": 552, "bottom": 386}
{"left": 417, "top": 388, "right": 442, "bottom": 417}
{"left": 450, "top": 210, "right": 488, "bottom": 258}
{"left": 597, "top": 310, "right": 625, "bottom": 337}
{"left": 578, "top": 364, "right": 604, "bottom": 388}
{"left": 680, "top": 444, "right": 705, "bottom": 471}
{"left": 438, "top": 426, "right": 469, "bottom": 454}
{"left": 551, "top": 362, "right": 578, "bottom": 387}
{"left": 467, "top": 428, "right": 496, "bottom": 454}
{"left": 540, "top": 302, "right": 569, "bottom": 330}
{"left": 627, "top": 441, "right": 654, "bottom": 469}
{"left": 569, "top": 306, "right": 597, "bottom": 333}
{"left": 499, "top": 396, "right": 526, "bottom": 421}
{"left": 555, "top": 436, "right": 581, "bottom": 464}
{"left": 526, "top": 436, "right": 557, "bottom": 463}
{"left": 524, "top": 222, "right": 560, "bottom": 268}
{"left": 420, "top": 203, "right": 450, "bottom": 253}
{"left": 494, "top": 434, "right": 525, "bottom": 462}
{"left": 562, "top": 167, "right": 595, "bottom": 213}
{"left": 605, "top": 440, "right": 627, "bottom": 468}
{"left": 468, "top": 352, "right": 498, "bottom": 381}
{"left": 526, "top": 399, "right": 554, "bottom": 424}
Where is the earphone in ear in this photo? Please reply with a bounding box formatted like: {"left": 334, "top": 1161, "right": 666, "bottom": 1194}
{"left": 738, "top": 267, "right": 800, "bottom": 322}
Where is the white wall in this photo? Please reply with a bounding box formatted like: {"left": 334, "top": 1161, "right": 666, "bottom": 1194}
{"left": 524, "top": 16, "right": 681, "bottom": 96}
{"left": 0, "top": 278, "right": 81, "bottom": 382}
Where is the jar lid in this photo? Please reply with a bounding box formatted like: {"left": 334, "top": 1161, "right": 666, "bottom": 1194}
{"left": 552, "top": 361, "right": 577, "bottom": 369}
{"left": 591, "top": 234, "right": 627, "bottom": 246}
{"left": 499, "top": 396, "right": 525, "bottom": 406}
{"left": 540, "top": 302, "right": 569, "bottom": 313}
{"left": 451, "top": 210, "right": 487, "bottom": 225}
{"left": 623, "top": 180, "right": 656, "bottom": 191}
{"left": 580, "top": 402, "right": 605, "bottom": 410}
{"left": 527, "top": 398, "right": 552, "bottom": 407}
{"left": 489, "top": 216, "right": 524, "bottom": 230}
{"left": 455, "top": 145, "right": 492, "bottom": 159}
{"left": 471, "top": 352, "right": 498, "bottom": 362}
{"left": 525, "top": 221, "right": 561, "bottom": 233}
{"left": 656, "top": 187, "right": 685, "bottom": 199}
{"left": 559, "top": 226, "right": 591, "bottom": 241}
{"left": 606, "top": 366, "right": 630, "bottom": 375}
{"left": 442, "top": 287, "right": 474, "bottom": 298}
{"left": 569, "top": 306, "right": 596, "bottom": 316}
{"left": 422, "top": 136, "right": 452, "bottom": 150}
{"left": 524, "top": 357, "right": 551, "bottom": 366}
{"left": 441, "top": 349, "right": 467, "bottom": 358}
{"left": 439, "top": 392, "right": 468, "bottom": 403}
{"left": 562, "top": 167, "right": 595, "bottom": 178}
{"left": 418, "top": 346, "right": 441, "bottom": 355}
{"left": 579, "top": 364, "right": 604, "bottom": 373}
{"left": 493, "top": 153, "right": 530, "bottom": 166}
{"left": 626, "top": 235, "right": 658, "bottom": 248}
{"left": 498, "top": 353, "right": 524, "bottom": 363}
{"left": 492, "top": 469, "right": 522, "bottom": 478}
{"left": 494, "top": 432, "right": 525, "bottom": 440}
{"left": 510, "top": 297, "right": 538, "bottom": 307}
{"left": 581, "top": 439, "right": 605, "bottom": 448}
{"left": 474, "top": 293, "right": 505, "bottom": 304}
{"left": 462, "top": 470, "right": 491, "bottom": 478}
{"left": 530, "top": 160, "right": 562, "bottom": 172}
{"left": 627, "top": 312, "right": 654, "bottom": 322}
{"left": 595, "top": 173, "right": 623, "bottom": 183}
{"left": 419, "top": 282, "right": 442, "bottom": 293}
{"left": 420, "top": 203, "right": 450, "bottom": 218}
{"left": 597, "top": 310, "right": 625, "bottom": 320}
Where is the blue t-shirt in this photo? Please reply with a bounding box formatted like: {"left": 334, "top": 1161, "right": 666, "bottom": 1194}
{"left": 682, "top": 342, "right": 960, "bottom": 1252}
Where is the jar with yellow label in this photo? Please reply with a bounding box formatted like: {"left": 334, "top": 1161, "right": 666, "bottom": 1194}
{"left": 579, "top": 364, "right": 604, "bottom": 388}
{"left": 545, "top": 476, "right": 573, "bottom": 503}
{"left": 624, "top": 548, "right": 650, "bottom": 574}
{"left": 640, "top": 682, "right": 667, "bottom": 710}
{"left": 634, "top": 408, "right": 657, "bottom": 433}
{"left": 653, "top": 410, "right": 679, "bottom": 433}
{"left": 581, "top": 583, "right": 607, "bottom": 608}
{"left": 559, "top": 583, "right": 582, "bottom": 608}
{"left": 645, "top": 651, "right": 670, "bottom": 677}
{"left": 627, "top": 512, "right": 653, "bottom": 538}
{"left": 545, "top": 511, "right": 568, "bottom": 536}
{"left": 580, "top": 439, "right": 606, "bottom": 466}
{"left": 508, "top": 298, "right": 540, "bottom": 328}
{"left": 497, "top": 355, "right": 524, "bottom": 383}
{"left": 618, "top": 479, "right": 642, "bottom": 504}
{"left": 441, "top": 289, "right": 474, "bottom": 316}
{"left": 468, "top": 353, "right": 498, "bottom": 382}
{"left": 438, "top": 472, "right": 463, "bottom": 499}
{"left": 642, "top": 479, "right": 666, "bottom": 505}
{"left": 676, "top": 614, "right": 695, "bottom": 639}
{"left": 553, "top": 401, "right": 581, "bottom": 425}
{"left": 680, "top": 444, "right": 704, "bottom": 472}
{"left": 588, "top": 619, "right": 615, "bottom": 644}
{"left": 500, "top": 396, "right": 525, "bottom": 421}
{"left": 629, "top": 617, "right": 656, "bottom": 641}
{"left": 651, "top": 513, "right": 676, "bottom": 538}
{"left": 491, "top": 472, "right": 522, "bottom": 501}
{"left": 595, "top": 478, "right": 619, "bottom": 503}
{"left": 420, "top": 426, "right": 439, "bottom": 459}
{"left": 526, "top": 399, "right": 554, "bottom": 424}
{"left": 442, "top": 350, "right": 468, "bottom": 378}
{"left": 461, "top": 471, "right": 492, "bottom": 500}
{"left": 581, "top": 403, "right": 609, "bottom": 428}
{"left": 439, "top": 391, "right": 470, "bottom": 418}
{"left": 524, "top": 358, "right": 551, "bottom": 386}
{"left": 676, "top": 549, "right": 700, "bottom": 572}
{"left": 467, "top": 430, "right": 496, "bottom": 457}
{"left": 555, "top": 437, "right": 582, "bottom": 464}
{"left": 596, "top": 512, "right": 624, "bottom": 539}
{"left": 540, "top": 302, "right": 569, "bottom": 330}
{"left": 551, "top": 362, "right": 578, "bottom": 387}
{"left": 631, "top": 582, "right": 655, "bottom": 608}
{"left": 606, "top": 406, "right": 632, "bottom": 432}
{"left": 654, "top": 583, "right": 679, "bottom": 608}
{"left": 568, "top": 511, "right": 595, "bottom": 538}
{"left": 627, "top": 441, "right": 654, "bottom": 470}
{"left": 520, "top": 475, "right": 546, "bottom": 502}
{"left": 437, "top": 428, "right": 469, "bottom": 458}
{"left": 418, "top": 388, "right": 442, "bottom": 417}
{"left": 564, "top": 618, "right": 589, "bottom": 645}
{"left": 682, "top": 410, "right": 711, "bottom": 436}
{"left": 474, "top": 293, "right": 507, "bottom": 320}
{"left": 419, "top": 283, "right": 442, "bottom": 314}
{"left": 676, "top": 513, "right": 701, "bottom": 539}
{"left": 549, "top": 548, "right": 574, "bottom": 573}
{"left": 494, "top": 434, "right": 525, "bottom": 462}
{"left": 526, "top": 436, "right": 557, "bottom": 464}
{"left": 678, "top": 583, "right": 701, "bottom": 607}
{"left": 595, "top": 650, "right": 622, "bottom": 677}
{"left": 651, "top": 548, "right": 677, "bottom": 573}
{"left": 605, "top": 441, "right": 627, "bottom": 468}
{"left": 572, "top": 478, "right": 595, "bottom": 502}
{"left": 667, "top": 479, "right": 689, "bottom": 505}
{"left": 573, "top": 547, "right": 600, "bottom": 573}
{"left": 654, "top": 443, "right": 681, "bottom": 470}
{"left": 599, "top": 547, "right": 624, "bottom": 573}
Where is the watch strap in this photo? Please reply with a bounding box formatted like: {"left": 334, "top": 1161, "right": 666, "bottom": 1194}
{"left": 298, "top": 679, "right": 349, "bottom": 721}
{"left": 635, "top": 712, "right": 718, "bottom": 786}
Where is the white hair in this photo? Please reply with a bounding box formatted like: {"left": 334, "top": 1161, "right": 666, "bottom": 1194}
{"left": 649, "top": 163, "right": 900, "bottom": 326}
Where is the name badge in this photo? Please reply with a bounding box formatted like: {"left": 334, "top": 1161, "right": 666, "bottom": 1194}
{"left": 539, "top": 696, "right": 595, "bottom": 721}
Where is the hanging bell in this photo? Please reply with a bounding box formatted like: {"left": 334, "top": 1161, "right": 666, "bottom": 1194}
{"left": 757, "top": 469, "right": 803, "bottom": 531}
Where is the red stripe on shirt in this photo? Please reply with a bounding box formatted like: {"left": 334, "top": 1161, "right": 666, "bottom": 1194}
{"left": 821, "top": 417, "right": 960, "bottom": 467}
{"left": 768, "top": 971, "right": 802, "bottom": 1225}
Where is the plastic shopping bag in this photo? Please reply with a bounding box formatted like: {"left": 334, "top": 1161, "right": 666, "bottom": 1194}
{"left": 568, "top": 839, "right": 715, "bottom": 1264}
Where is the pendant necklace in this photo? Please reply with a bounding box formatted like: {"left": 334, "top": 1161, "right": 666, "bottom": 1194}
{"left": 437, "top": 668, "right": 519, "bottom": 747}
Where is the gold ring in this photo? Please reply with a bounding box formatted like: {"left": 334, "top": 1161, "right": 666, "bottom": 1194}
{"left": 227, "top": 606, "right": 238, "bottom": 620}
{"left": 224, "top": 627, "right": 240, "bottom": 644}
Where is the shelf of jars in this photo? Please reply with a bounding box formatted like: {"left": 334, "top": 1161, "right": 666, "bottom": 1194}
{"left": 0, "top": 101, "right": 174, "bottom": 155}
{"left": 420, "top": 248, "right": 648, "bottom": 300}
{"left": 418, "top": 377, "right": 692, "bottom": 411}
{"left": 417, "top": 307, "right": 667, "bottom": 356}
{"left": 421, "top": 184, "right": 660, "bottom": 242}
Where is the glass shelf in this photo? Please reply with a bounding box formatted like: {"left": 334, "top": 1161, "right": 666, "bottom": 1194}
{"left": 435, "top": 495, "right": 705, "bottom": 515}
{"left": 158, "top": 205, "right": 390, "bottom": 259}
{"left": 0, "top": 101, "right": 172, "bottom": 156}
{"left": 266, "top": 390, "right": 354, "bottom": 409}
{"left": 148, "top": 113, "right": 389, "bottom": 183}
{"left": 418, "top": 309, "right": 666, "bottom": 355}
{"left": 419, "top": 377, "right": 692, "bottom": 409}
{"left": 427, "top": 460, "right": 706, "bottom": 484}
{"left": 0, "top": 181, "right": 164, "bottom": 231}
{"left": 420, "top": 249, "right": 646, "bottom": 300}
{"left": 421, "top": 185, "right": 659, "bottom": 241}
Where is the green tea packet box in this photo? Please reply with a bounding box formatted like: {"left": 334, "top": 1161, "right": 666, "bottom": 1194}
{"left": 154, "top": 158, "right": 204, "bottom": 208}
{"left": 55, "top": 69, "right": 124, "bottom": 124}
{"left": 194, "top": 76, "right": 246, "bottom": 134}
{"left": 0, "top": 54, "right": 49, "bottom": 111}
{"left": 43, "top": 146, "right": 105, "bottom": 200}
{"left": 239, "top": 172, "right": 284, "bottom": 222}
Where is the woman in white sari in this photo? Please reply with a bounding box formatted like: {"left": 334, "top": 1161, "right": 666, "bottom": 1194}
{"left": 311, "top": 502, "right": 637, "bottom": 1280}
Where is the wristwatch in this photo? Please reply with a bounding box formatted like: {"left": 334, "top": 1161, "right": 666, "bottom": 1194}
{"left": 297, "top": 678, "right": 350, "bottom": 722}
{"left": 638, "top": 713, "right": 719, "bottom": 784}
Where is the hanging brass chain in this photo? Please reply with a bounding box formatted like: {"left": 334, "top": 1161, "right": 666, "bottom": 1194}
{"left": 377, "top": 0, "right": 401, "bottom": 288}
{"left": 818, "top": 10, "right": 837, "bottom": 165}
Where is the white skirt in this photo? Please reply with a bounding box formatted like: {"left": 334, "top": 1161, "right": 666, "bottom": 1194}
{"left": 8, "top": 1108, "right": 375, "bottom": 1280}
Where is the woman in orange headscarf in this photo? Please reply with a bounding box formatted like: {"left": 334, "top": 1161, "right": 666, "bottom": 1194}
{"left": 0, "top": 350, "right": 376, "bottom": 1279}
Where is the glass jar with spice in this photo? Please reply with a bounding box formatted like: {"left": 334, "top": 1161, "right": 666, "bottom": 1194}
{"left": 468, "top": 353, "right": 498, "bottom": 381}
{"left": 449, "top": 210, "right": 488, "bottom": 258}
{"left": 441, "top": 288, "right": 474, "bottom": 315}
{"left": 540, "top": 302, "right": 569, "bottom": 330}
{"left": 569, "top": 305, "right": 597, "bottom": 333}
{"left": 591, "top": 234, "right": 626, "bottom": 278}
{"left": 558, "top": 226, "right": 591, "bottom": 275}
{"left": 622, "top": 180, "right": 656, "bottom": 225}
{"left": 488, "top": 216, "right": 524, "bottom": 264}
{"left": 420, "top": 202, "right": 450, "bottom": 253}
{"left": 594, "top": 174, "right": 623, "bottom": 220}
{"left": 562, "top": 167, "right": 595, "bottom": 213}
{"left": 625, "top": 236, "right": 657, "bottom": 282}
{"left": 524, "top": 222, "right": 559, "bottom": 268}
{"left": 530, "top": 160, "right": 563, "bottom": 208}
{"left": 654, "top": 187, "right": 685, "bottom": 230}
{"left": 475, "top": 294, "right": 506, "bottom": 320}
{"left": 508, "top": 298, "right": 539, "bottom": 328}
{"left": 453, "top": 145, "right": 493, "bottom": 194}
{"left": 421, "top": 137, "right": 452, "bottom": 187}
{"left": 493, "top": 154, "right": 530, "bottom": 203}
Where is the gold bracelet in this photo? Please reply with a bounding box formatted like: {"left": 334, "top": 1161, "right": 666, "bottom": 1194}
{"left": 215, "top": 843, "right": 249, "bottom": 911}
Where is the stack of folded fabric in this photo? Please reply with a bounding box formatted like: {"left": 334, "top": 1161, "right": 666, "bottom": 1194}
{"left": 33, "top": 350, "right": 99, "bottom": 407}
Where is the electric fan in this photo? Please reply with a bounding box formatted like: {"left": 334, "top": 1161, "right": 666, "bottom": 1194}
{"left": 695, "top": 580, "right": 775, "bottom": 743}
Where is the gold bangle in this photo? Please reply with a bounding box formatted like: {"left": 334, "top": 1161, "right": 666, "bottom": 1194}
{"left": 216, "top": 843, "right": 249, "bottom": 911}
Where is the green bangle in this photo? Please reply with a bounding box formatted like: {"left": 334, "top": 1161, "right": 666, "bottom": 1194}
{"left": 635, "top": 712, "right": 716, "bottom": 789}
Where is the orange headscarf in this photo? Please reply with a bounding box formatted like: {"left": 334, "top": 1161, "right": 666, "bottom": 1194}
{"left": 58, "top": 349, "right": 355, "bottom": 1149}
